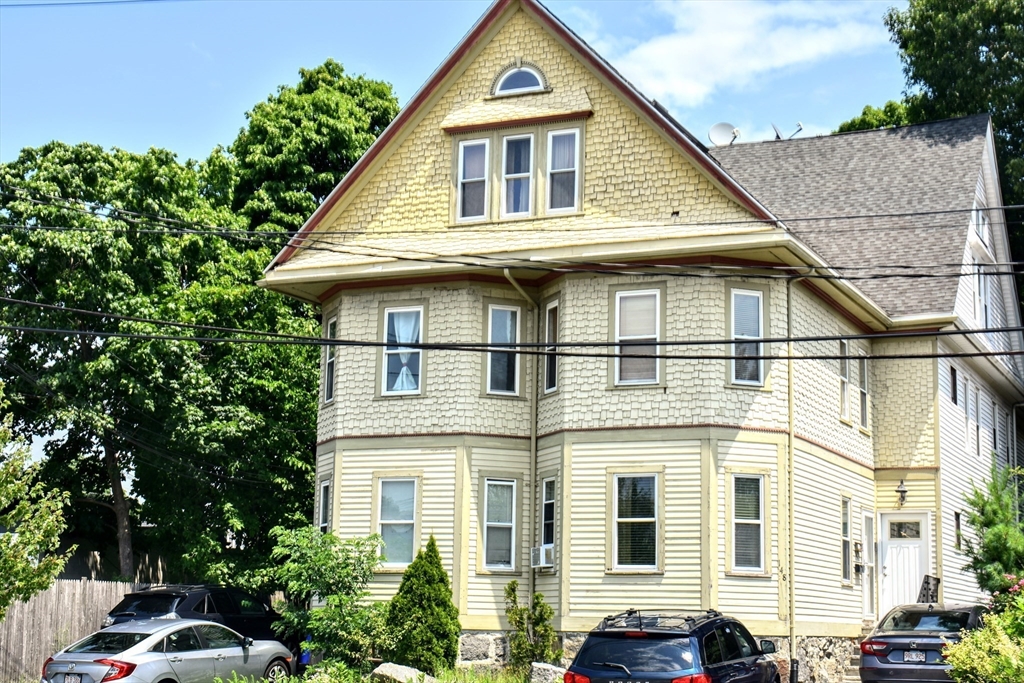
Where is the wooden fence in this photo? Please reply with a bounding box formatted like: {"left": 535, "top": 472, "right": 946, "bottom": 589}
{"left": 0, "top": 579, "right": 144, "bottom": 683}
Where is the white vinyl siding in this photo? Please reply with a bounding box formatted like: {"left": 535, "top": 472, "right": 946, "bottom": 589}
{"left": 547, "top": 129, "right": 579, "bottom": 212}
{"left": 382, "top": 306, "right": 422, "bottom": 395}
{"left": 458, "top": 139, "right": 489, "bottom": 221}
{"left": 615, "top": 290, "right": 659, "bottom": 385}
{"left": 731, "top": 289, "right": 763, "bottom": 385}
{"left": 487, "top": 305, "right": 520, "bottom": 395}
{"left": 501, "top": 134, "right": 533, "bottom": 218}
{"left": 324, "top": 318, "right": 337, "bottom": 403}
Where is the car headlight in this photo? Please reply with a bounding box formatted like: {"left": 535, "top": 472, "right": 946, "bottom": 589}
{"left": 101, "top": 615, "right": 115, "bottom": 628}
{"left": 152, "top": 613, "right": 180, "bottom": 620}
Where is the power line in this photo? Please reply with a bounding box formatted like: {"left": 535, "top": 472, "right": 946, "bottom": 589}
{"left": 0, "top": 0, "right": 196, "bottom": 9}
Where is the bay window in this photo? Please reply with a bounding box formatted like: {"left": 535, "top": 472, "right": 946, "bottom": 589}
{"left": 615, "top": 290, "right": 659, "bottom": 385}
{"left": 484, "top": 478, "right": 516, "bottom": 569}
{"left": 487, "top": 304, "right": 520, "bottom": 395}
{"left": 382, "top": 306, "right": 422, "bottom": 395}
{"left": 458, "top": 140, "right": 488, "bottom": 221}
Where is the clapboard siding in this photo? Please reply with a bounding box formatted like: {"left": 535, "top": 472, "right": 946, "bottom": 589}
{"left": 534, "top": 443, "right": 563, "bottom": 616}
{"left": 566, "top": 440, "right": 702, "bottom": 619}
{"left": 337, "top": 446, "right": 458, "bottom": 602}
{"left": 467, "top": 445, "right": 531, "bottom": 615}
{"left": 1, "top": 579, "right": 144, "bottom": 683}
{"left": 716, "top": 440, "right": 781, "bottom": 621}
{"left": 793, "top": 449, "right": 874, "bottom": 622}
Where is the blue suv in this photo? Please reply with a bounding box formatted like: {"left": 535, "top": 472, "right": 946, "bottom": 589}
{"left": 564, "top": 609, "right": 780, "bottom": 683}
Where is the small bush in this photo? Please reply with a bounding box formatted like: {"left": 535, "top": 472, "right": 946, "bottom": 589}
{"left": 436, "top": 668, "right": 529, "bottom": 683}
{"left": 386, "top": 535, "right": 461, "bottom": 674}
{"left": 503, "top": 580, "right": 562, "bottom": 670}
{"left": 945, "top": 594, "right": 1024, "bottom": 683}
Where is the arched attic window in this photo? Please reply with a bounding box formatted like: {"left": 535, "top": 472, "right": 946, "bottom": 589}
{"left": 492, "top": 63, "right": 547, "bottom": 96}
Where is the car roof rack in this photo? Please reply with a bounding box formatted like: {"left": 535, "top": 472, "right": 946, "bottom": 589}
{"left": 593, "top": 608, "right": 723, "bottom": 633}
{"left": 133, "top": 584, "right": 222, "bottom": 592}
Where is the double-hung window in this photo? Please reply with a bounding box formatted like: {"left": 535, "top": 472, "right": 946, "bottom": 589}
{"left": 841, "top": 497, "right": 852, "bottom": 582}
{"left": 974, "top": 386, "right": 981, "bottom": 458}
{"left": 501, "top": 135, "right": 532, "bottom": 217}
{"left": 458, "top": 140, "right": 488, "bottom": 221}
{"left": 992, "top": 402, "right": 999, "bottom": 459}
{"left": 615, "top": 290, "right": 659, "bottom": 385}
{"left": 488, "top": 304, "right": 520, "bottom": 395}
{"left": 950, "top": 367, "right": 958, "bottom": 405}
{"left": 541, "top": 477, "right": 556, "bottom": 548}
{"left": 858, "top": 354, "right": 869, "bottom": 429}
{"left": 839, "top": 340, "right": 850, "bottom": 419}
{"left": 484, "top": 478, "right": 516, "bottom": 569}
{"left": 324, "top": 318, "right": 337, "bottom": 403}
{"left": 318, "top": 480, "right": 331, "bottom": 534}
{"left": 731, "top": 289, "right": 763, "bottom": 385}
{"left": 544, "top": 301, "right": 558, "bottom": 392}
{"left": 614, "top": 474, "right": 658, "bottom": 569}
{"left": 379, "top": 478, "right": 416, "bottom": 566}
{"left": 548, "top": 129, "right": 579, "bottom": 212}
{"left": 383, "top": 307, "right": 422, "bottom": 395}
{"left": 733, "top": 475, "right": 764, "bottom": 572}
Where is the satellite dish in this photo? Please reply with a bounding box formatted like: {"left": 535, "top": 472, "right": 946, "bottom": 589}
{"left": 789, "top": 122, "right": 804, "bottom": 139}
{"left": 772, "top": 123, "right": 783, "bottom": 140}
{"left": 709, "top": 122, "right": 740, "bottom": 147}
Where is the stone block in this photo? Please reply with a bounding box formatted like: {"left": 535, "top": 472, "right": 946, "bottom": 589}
{"left": 530, "top": 662, "right": 566, "bottom": 683}
{"left": 370, "top": 663, "right": 437, "bottom": 683}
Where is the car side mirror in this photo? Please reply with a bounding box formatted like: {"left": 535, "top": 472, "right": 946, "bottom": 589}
{"left": 243, "top": 637, "right": 254, "bottom": 648}
{"left": 760, "top": 640, "right": 776, "bottom": 654}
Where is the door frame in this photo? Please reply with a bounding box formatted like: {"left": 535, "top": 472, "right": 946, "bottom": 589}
{"left": 878, "top": 509, "right": 933, "bottom": 616}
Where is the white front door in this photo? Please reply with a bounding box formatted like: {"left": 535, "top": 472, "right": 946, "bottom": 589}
{"left": 862, "top": 512, "right": 876, "bottom": 619}
{"left": 879, "top": 512, "right": 928, "bottom": 615}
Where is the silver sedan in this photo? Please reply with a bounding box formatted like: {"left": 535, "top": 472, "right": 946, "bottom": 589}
{"left": 42, "top": 619, "right": 293, "bottom": 683}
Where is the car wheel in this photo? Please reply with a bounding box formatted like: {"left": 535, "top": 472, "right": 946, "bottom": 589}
{"left": 264, "top": 659, "right": 289, "bottom": 682}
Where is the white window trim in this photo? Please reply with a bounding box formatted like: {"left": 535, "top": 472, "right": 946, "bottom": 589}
{"left": 544, "top": 300, "right": 558, "bottom": 393}
{"left": 457, "top": 139, "right": 489, "bottom": 222}
{"left": 546, "top": 128, "right": 580, "bottom": 214}
{"left": 731, "top": 288, "right": 764, "bottom": 386}
{"left": 541, "top": 476, "right": 556, "bottom": 549}
{"left": 378, "top": 477, "right": 417, "bottom": 568}
{"left": 612, "top": 473, "right": 659, "bottom": 571}
{"left": 858, "top": 353, "right": 869, "bottom": 429}
{"left": 974, "top": 386, "right": 981, "bottom": 458}
{"left": 324, "top": 317, "right": 337, "bottom": 404}
{"left": 484, "top": 478, "right": 517, "bottom": 570}
{"left": 487, "top": 304, "right": 521, "bottom": 396}
{"left": 732, "top": 474, "right": 764, "bottom": 573}
{"left": 495, "top": 66, "right": 544, "bottom": 95}
{"left": 381, "top": 306, "right": 423, "bottom": 397}
{"left": 839, "top": 340, "right": 850, "bottom": 419}
{"left": 841, "top": 497, "right": 852, "bottom": 582}
{"left": 318, "top": 480, "right": 331, "bottom": 534}
{"left": 950, "top": 366, "right": 958, "bottom": 405}
{"left": 614, "top": 289, "right": 660, "bottom": 386}
{"left": 500, "top": 134, "right": 533, "bottom": 219}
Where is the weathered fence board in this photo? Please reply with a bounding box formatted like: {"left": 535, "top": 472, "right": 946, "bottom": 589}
{"left": 0, "top": 579, "right": 144, "bottom": 683}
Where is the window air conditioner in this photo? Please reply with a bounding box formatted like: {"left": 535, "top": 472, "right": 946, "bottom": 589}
{"left": 530, "top": 545, "right": 555, "bottom": 568}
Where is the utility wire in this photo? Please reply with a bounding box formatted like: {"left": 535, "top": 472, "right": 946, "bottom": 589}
{"left": 0, "top": 0, "right": 197, "bottom": 9}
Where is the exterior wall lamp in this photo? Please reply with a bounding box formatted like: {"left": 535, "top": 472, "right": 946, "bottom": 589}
{"left": 896, "top": 479, "right": 908, "bottom": 507}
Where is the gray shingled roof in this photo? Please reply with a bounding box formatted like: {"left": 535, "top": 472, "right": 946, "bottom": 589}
{"left": 710, "top": 115, "right": 991, "bottom": 317}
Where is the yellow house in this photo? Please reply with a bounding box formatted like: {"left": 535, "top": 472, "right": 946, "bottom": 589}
{"left": 258, "top": 1, "right": 1022, "bottom": 680}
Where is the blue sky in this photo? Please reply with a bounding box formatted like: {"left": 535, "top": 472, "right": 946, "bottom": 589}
{"left": 0, "top": 0, "right": 908, "bottom": 164}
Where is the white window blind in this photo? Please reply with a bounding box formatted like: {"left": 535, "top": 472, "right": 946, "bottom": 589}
{"left": 485, "top": 479, "right": 515, "bottom": 569}
{"left": 548, "top": 130, "right": 578, "bottom": 212}
{"left": 488, "top": 305, "right": 519, "bottom": 394}
{"left": 383, "top": 307, "right": 422, "bottom": 395}
{"left": 380, "top": 479, "right": 416, "bottom": 565}
{"left": 502, "top": 135, "right": 532, "bottom": 217}
{"left": 616, "top": 291, "right": 658, "bottom": 384}
{"left": 732, "top": 289, "right": 763, "bottom": 385}
{"left": 733, "top": 475, "right": 763, "bottom": 572}
{"left": 615, "top": 474, "right": 657, "bottom": 568}
{"left": 458, "top": 140, "right": 488, "bottom": 220}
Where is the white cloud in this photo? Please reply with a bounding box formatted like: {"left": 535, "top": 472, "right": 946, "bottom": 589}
{"left": 583, "top": 1, "right": 889, "bottom": 110}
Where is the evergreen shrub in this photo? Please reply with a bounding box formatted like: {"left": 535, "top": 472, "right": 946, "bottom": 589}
{"left": 503, "top": 580, "right": 562, "bottom": 670}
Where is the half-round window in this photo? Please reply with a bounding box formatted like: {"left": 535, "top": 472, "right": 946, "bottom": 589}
{"left": 495, "top": 67, "right": 544, "bottom": 95}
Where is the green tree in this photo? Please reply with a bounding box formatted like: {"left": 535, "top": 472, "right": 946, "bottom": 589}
{"left": 835, "top": 100, "right": 910, "bottom": 133}
{"left": 386, "top": 535, "right": 461, "bottom": 674}
{"left": 504, "top": 580, "right": 562, "bottom": 670}
{"left": 0, "top": 384, "right": 73, "bottom": 621}
{"left": 962, "top": 465, "right": 1024, "bottom": 595}
{"left": 264, "top": 527, "right": 387, "bottom": 668}
{"left": 231, "top": 59, "right": 399, "bottom": 235}
{"left": 0, "top": 142, "right": 318, "bottom": 580}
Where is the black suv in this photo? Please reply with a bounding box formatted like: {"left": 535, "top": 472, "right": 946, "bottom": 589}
{"left": 102, "top": 585, "right": 283, "bottom": 643}
{"left": 565, "top": 609, "right": 780, "bottom": 683}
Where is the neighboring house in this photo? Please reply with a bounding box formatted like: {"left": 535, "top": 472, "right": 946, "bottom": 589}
{"left": 258, "top": 0, "right": 1022, "bottom": 677}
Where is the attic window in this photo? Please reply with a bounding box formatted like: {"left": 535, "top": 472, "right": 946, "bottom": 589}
{"left": 493, "top": 64, "right": 546, "bottom": 96}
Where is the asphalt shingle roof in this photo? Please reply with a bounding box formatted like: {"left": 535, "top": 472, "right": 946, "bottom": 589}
{"left": 709, "top": 115, "right": 991, "bottom": 317}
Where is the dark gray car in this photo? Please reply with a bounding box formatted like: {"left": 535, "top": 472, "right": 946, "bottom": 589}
{"left": 859, "top": 603, "right": 986, "bottom": 682}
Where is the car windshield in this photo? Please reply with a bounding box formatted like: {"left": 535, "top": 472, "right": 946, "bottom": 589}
{"left": 576, "top": 635, "right": 695, "bottom": 672}
{"left": 67, "top": 633, "right": 150, "bottom": 654}
{"left": 111, "top": 595, "right": 177, "bottom": 615}
{"left": 880, "top": 610, "right": 971, "bottom": 632}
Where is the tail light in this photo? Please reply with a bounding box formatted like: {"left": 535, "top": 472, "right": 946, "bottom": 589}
{"left": 564, "top": 672, "right": 590, "bottom": 683}
{"left": 671, "top": 675, "right": 712, "bottom": 683}
{"left": 860, "top": 640, "right": 889, "bottom": 655}
{"left": 94, "top": 659, "right": 137, "bottom": 681}
{"left": 41, "top": 656, "right": 53, "bottom": 681}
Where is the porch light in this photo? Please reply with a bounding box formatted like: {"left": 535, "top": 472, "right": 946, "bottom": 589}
{"left": 895, "top": 480, "right": 908, "bottom": 507}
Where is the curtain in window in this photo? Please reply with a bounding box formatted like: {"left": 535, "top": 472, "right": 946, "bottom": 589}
{"left": 617, "top": 475, "right": 656, "bottom": 566}
{"left": 381, "top": 480, "right": 415, "bottom": 564}
{"left": 733, "top": 477, "right": 761, "bottom": 569}
{"left": 486, "top": 481, "right": 514, "bottom": 567}
{"left": 618, "top": 294, "right": 657, "bottom": 382}
{"left": 733, "top": 292, "right": 761, "bottom": 382}
{"left": 549, "top": 133, "right": 576, "bottom": 210}
{"left": 387, "top": 311, "right": 420, "bottom": 392}
{"left": 489, "top": 308, "right": 518, "bottom": 393}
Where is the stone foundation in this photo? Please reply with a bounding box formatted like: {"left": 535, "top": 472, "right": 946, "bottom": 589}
{"left": 795, "top": 636, "right": 858, "bottom": 683}
{"left": 457, "top": 632, "right": 506, "bottom": 668}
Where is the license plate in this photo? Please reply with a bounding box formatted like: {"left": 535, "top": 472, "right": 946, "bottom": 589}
{"left": 904, "top": 650, "right": 926, "bottom": 663}
{"left": 65, "top": 674, "right": 81, "bottom": 683}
